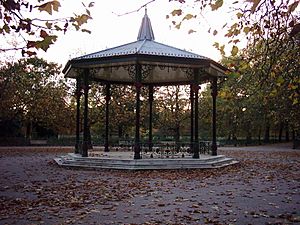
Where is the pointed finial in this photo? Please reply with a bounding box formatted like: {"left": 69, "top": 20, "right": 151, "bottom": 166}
{"left": 137, "top": 7, "right": 155, "bottom": 41}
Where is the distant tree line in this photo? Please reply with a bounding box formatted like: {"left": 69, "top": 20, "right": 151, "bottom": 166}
{"left": 0, "top": 54, "right": 299, "bottom": 147}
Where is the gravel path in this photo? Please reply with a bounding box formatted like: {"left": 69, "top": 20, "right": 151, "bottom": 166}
{"left": 0, "top": 143, "right": 299, "bottom": 225}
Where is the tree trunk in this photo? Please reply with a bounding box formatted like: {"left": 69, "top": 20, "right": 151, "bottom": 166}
{"left": 246, "top": 130, "right": 252, "bottom": 146}
{"left": 118, "top": 125, "right": 123, "bottom": 138}
{"left": 278, "top": 121, "right": 284, "bottom": 142}
{"left": 285, "top": 122, "right": 289, "bottom": 142}
{"left": 233, "top": 134, "right": 237, "bottom": 147}
{"left": 258, "top": 127, "right": 262, "bottom": 145}
{"left": 264, "top": 122, "right": 270, "bottom": 143}
{"left": 26, "top": 121, "right": 32, "bottom": 142}
{"left": 227, "top": 133, "right": 232, "bottom": 141}
{"left": 175, "top": 124, "right": 180, "bottom": 144}
{"left": 87, "top": 123, "right": 93, "bottom": 149}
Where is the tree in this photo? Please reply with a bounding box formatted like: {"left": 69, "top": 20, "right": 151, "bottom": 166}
{"left": 0, "top": 57, "right": 74, "bottom": 139}
{"left": 217, "top": 37, "right": 299, "bottom": 144}
{"left": 168, "top": 0, "right": 299, "bottom": 77}
{"left": 155, "top": 86, "right": 190, "bottom": 143}
{"left": 0, "top": 0, "right": 94, "bottom": 56}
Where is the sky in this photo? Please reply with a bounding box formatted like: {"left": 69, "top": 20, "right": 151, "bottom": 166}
{"left": 1, "top": 0, "right": 239, "bottom": 67}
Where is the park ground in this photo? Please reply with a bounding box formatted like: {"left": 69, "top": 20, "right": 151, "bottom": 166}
{"left": 0, "top": 143, "right": 299, "bottom": 225}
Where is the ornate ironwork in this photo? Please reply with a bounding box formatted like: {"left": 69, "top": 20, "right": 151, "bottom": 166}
{"left": 123, "top": 64, "right": 136, "bottom": 80}
{"left": 74, "top": 68, "right": 84, "bottom": 77}
{"left": 158, "top": 65, "right": 166, "bottom": 70}
{"left": 90, "top": 67, "right": 101, "bottom": 77}
{"left": 182, "top": 67, "right": 194, "bottom": 79}
{"left": 141, "top": 64, "right": 154, "bottom": 80}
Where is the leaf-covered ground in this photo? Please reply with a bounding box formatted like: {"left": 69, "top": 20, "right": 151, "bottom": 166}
{"left": 0, "top": 144, "right": 299, "bottom": 225}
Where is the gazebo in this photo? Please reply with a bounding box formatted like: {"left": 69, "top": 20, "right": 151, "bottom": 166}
{"left": 63, "top": 9, "right": 227, "bottom": 160}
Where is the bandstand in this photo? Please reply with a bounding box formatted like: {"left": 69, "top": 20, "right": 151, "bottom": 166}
{"left": 55, "top": 9, "right": 238, "bottom": 169}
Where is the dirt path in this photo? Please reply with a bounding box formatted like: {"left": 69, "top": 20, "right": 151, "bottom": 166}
{"left": 0, "top": 144, "right": 299, "bottom": 225}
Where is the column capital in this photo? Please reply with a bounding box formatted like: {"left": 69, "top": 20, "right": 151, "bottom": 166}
{"left": 81, "top": 84, "right": 90, "bottom": 92}
{"left": 135, "top": 82, "right": 142, "bottom": 89}
{"left": 75, "top": 89, "right": 82, "bottom": 98}
{"left": 210, "top": 80, "right": 218, "bottom": 97}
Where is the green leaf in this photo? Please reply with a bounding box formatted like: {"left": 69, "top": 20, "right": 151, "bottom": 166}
{"left": 213, "top": 42, "right": 219, "bottom": 49}
{"left": 54, "top": 25, "right": 62, "bottom": 31}
{"left": 35, "top": 35, "right": 57, "bottom": 51}
{"left": 276, "top": 76, "right": 284, "bottom": 85}
{"left": 231, "top": 45, "right": 239, "bottom": 56}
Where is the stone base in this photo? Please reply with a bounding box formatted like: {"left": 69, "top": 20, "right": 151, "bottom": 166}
{"left": 54, "top": 152, "right": 238, "bottom": 170}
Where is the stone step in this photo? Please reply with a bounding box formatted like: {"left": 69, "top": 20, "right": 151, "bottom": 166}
{"left": 54, "top": 153, "right": 238, "bottom": 170}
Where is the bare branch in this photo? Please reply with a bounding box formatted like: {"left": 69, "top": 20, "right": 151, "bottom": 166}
{"left": 112, "top": 0, "right": 156, "bottom": 17}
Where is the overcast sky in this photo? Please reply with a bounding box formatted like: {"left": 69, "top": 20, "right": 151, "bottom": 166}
{"left": 2, "top": 0, "right": 239, "bottom": 67}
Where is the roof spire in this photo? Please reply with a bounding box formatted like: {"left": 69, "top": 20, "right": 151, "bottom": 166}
{"left": 137, "top": 7, "right": 155, "bottom": 41}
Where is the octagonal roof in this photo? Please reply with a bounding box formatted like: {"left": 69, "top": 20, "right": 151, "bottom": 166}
{"left": 63, "top": 9, "right": 227, "bottom": 85}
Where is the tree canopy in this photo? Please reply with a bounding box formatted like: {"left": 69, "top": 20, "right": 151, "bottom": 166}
{"left": 0, "top": 57, "right": 74, "bottom": 138}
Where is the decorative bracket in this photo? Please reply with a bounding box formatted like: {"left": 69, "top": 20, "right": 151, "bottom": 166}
{"left": 123, "top": 64, "right": 136, "bottom": 80}
{"left": 141, "top": 64, "right": 154, "bottom": 80}
{"left": 182, "top": 67, "right": 194, "bottom": 80}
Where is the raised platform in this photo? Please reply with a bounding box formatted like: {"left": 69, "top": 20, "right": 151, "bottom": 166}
{"left": 54, "top": 151, "right": 238, "bottom": 170}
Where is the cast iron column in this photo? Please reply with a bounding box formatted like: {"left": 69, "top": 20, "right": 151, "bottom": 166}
{"left": 211, "top": 78, "right": 218, "bottom": 156}
{"left": 134, "top": 64, "right": 142, "bottom": 159}
{"left": 148, "top": 85, "right": 154, "bottom": 153}
{"left": 193, "top": 82, "right": 200, "bottom": 159}
{"left": 104, "top": 83, "right": 111, "bottom": 152}
{"left": 75, "top": 77, "right": 82, "bottom": 154}
{"left": 82, "top": 69, "right": 89, "bottom": 157}
{"left": 190, "top": 84, "right": 194, "bottom": 153}
{"left": 193, "top": 68, "right": 200, "bottom": 158}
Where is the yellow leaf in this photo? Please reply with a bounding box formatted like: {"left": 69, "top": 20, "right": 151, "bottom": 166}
{"left": 243, "top": 26, "right": 250, "bottom": 34}
{"left": 52, "top": 1, "right": 60, "bottom": 12}
{"left": 175, "top": 22, "right": 181, "bottom": 29}
{"left": 236, "top": 12, "right": 243, "bottom": 19}
{"left": 250, "top": 0, "right": 261, "bottom": 13}
{"left": 183, "top": 13, "right": 194, "bottom": 21}
{"left": 231, "top": 45, "right": 239, "bottom": 56}
{"left": 45, "top": 21, "right": 52, "bottom": 29}
{"left": 171, "top": 9, "right": 182, "bottom": 16}
{"left": 38, "top": 1, "right": 61, "bottom": 15}
{"left": 210, "top": 0, "right": 223, "bottom": 11}
{"left": 38, "top": 2, "right": 52, "bottom": 15}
